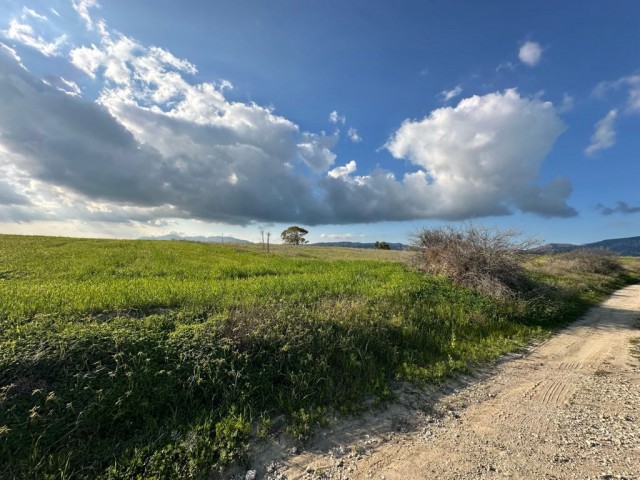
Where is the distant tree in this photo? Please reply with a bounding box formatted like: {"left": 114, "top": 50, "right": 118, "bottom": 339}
{"left": 281, "top": 226, "right": 309, "bottom": 245}
{"left": 375, "top": 241, "right": 391, "bottom": 250}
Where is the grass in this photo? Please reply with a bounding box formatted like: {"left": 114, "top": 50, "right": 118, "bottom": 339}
{"left": 0, "top": 235, "right": 638, "bottom": 479}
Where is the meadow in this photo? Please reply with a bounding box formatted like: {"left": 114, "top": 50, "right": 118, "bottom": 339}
{"left": 0, "top": 235, "right": 637, "bottom": 479}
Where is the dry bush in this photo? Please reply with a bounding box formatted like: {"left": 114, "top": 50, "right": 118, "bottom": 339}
{"left": 549, "top": 249, "right": 623, "bottom": 275}
{"left": 410, "top": 224, "right": 539, "bottom": 299}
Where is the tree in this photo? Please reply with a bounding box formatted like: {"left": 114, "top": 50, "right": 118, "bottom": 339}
{"left": 281, "top": 226, "right": 309, "bottom": 245}
{"left": 375, "top": 241, "right": 391, "bottom": 250}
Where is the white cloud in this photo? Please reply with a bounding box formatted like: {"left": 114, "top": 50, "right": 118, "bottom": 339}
{"left": 4, "top": 18, "right": 67, "bottom": 56}
{"left": 0, "top": 42, "right": 26, "bottom": 69}
{"left": 319, "top": 233, "right": 364, "bottom": 240}
{"left": 594, "top": 73, "right": 640, "bottom": 113}
{"left": 383, "top": 89, "right": 574, "bottom": 218}
{"left": 329, "top": 110, "right": 346, "bottom": 124}
{"left": 585, "top": 109, "right": 617, "bottom": 156}
{"left": 327, "top": 160, "right": 357, "bottom": 179}
{"left": 440, "top": 85, "right": 462, "bottom": 102}
{"left": 21, "top": 7, "right": 48, "bottom": 22}
{"left": 50, "top": 8, "right": 61, "bottom": 18}
{"left": 72, "top": 0, "right": 100, "bottom": 30}
{"left": 519, "top": 41, "right": 542, "bottom": 66}
{"left": 347, "top": 127, "right": 362, "bottom": 143}
{"left": 43, "top": 76, "right": 82, "bottom": 96}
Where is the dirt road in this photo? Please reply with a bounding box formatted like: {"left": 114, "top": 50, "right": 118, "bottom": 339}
{"left": 261, "top": 284, "right": 640, "bottom": 480}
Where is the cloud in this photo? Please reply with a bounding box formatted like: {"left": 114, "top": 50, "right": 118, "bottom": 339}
{"left": 347, "top": 127, "right": 362, "bottom": 143}
{"left": 519, "top": 41, "right": 542, "bottom": 66}
{"left": 319, "top": 233, "right": 364, "bottom": 240}
{"left": 0, "top": 42, "right": 26, "bottom": 69}
{"left": 0, "top": 179, "right": 30, "bottom": 206}
{"left": 383, "top": 89, "right": 575, "bottom": 218}
{"left": 0, "top": 38, "right": 333, "bottom": 225}
{"left": 42, "top": 76, "right": 82, "bottom": 96}
{"left": 585, "top": 109, "right": 617, "bottom": 156}
{"left": 557, "top": 93, "right": 575, "bottom": 113}
{"left": 594, "top": 73, "right": 640, "bottom": 113}
{"left": 597, "top": 201, "right": 640, "bottom": 215}
{"left": 72, "top": 0, "right": 100, "bottom": 30}
{"left": 440, "top": 85, "right": 463, "bottom": 102}
{"left": 329, "top": 110, "right": 346, "bottom": 124}
{"left": 3, "top": 18, "right": 67, "bottom": 56}
{"left": 327, "top": 160, "right": 357, "bottom": 179}
{"left": 21, "top": 7, "right": 48, "bottom": 22}
{"left": 496, "top": 61, "right": 516, "bottom": 72}
{"left": 0, "top": 15, "right": 575, "bottom": 227}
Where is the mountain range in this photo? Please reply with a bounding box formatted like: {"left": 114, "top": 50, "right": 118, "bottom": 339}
{"left": 140, "top": 233, "right": 251, "bottom": 244}
{"left": 532, "top": 236, "right": 640, "bottom": 256}
{"left": 139, "top": 234, "right": 640, "bottom": 256}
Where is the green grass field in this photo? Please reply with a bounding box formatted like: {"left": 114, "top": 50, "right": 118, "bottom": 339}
{"left": 1, "top": 235, "right": 637, "bottom": 479}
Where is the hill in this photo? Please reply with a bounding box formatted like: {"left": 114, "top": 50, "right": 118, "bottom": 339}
{"left": 310, "top": 241, "right": 408, "bottom": 250}
{"left": 140, "top": 233, "right": 251, "bottom": 243}
{"left": 534, "top": 235, "right": 640, "bottom": 256}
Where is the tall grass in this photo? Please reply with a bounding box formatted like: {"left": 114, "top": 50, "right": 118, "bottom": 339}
{"left": 0, "top": 235, "right": 637, "bottom": 479}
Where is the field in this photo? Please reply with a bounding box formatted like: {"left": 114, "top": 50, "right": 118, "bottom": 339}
{"left": 0, "top": 235, "right": 637, "bottom": 479}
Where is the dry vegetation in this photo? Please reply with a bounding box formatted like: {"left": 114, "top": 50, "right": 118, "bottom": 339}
{"left": 410, "top": 224, "right": 539, "bottom": 299}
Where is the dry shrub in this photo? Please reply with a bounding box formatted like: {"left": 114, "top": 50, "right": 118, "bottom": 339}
{"left": 410, "top": 224, "right": 538, "bottom": 299}
{"left": 550, "top": 249, "right": 623, "bottom": 275}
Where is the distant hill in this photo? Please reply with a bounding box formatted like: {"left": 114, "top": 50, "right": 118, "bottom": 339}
{"left": 533, "top": 236, "right": 640, "bottom": 256}
{"left": 309, "top": 241, "right": 408, "bottom": 250}
{"left": 140, "top": 233, "right": 252, "bottom": 244}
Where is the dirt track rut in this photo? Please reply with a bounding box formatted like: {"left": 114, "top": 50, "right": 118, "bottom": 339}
{"left": 266, "top": 284, "right": 640, "bottom": 480}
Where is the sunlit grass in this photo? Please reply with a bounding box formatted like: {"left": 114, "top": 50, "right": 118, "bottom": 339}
{"left": 0, "top": 234, "right": 637, "bottom": 479}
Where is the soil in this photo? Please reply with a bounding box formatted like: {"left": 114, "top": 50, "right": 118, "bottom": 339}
{"left": 236, "top": 284, "right": 640, "bottom": 480}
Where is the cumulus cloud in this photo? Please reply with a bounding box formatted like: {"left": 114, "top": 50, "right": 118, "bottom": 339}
{"left": 440, "top": 85, "right": 463, "bottom": 102}
{"left": 585, "top": 109, "right": 617, "bottom": 156}
{"left": 519, "top": 41, "right": 542, "bottom": 66}
{"left": 383, "top": 89, "right": 575, "bottom": 218}
{"left": 3, "top": 18, "right": 67, "bottom": 56}
{"left": 596, "top": 201, "right": 640, "bottom": 215}
{"left": 0, "top": 12, "right": 575, "bottom": 227}
{"left": 0, "top": 37, "right": 333, "bottom": 225}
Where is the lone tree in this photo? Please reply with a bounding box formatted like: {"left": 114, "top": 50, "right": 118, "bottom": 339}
{"left": 281, "top": 226, "right": 309, "bottom": 245}
{"left": 375, "top": 241, "right": 391, "bottom": 250}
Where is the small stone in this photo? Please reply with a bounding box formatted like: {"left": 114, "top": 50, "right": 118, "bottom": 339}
{"left": 245, "top": 470, "right": 257, "bottom": 480}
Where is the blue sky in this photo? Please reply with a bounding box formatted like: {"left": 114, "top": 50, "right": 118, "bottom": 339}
{"left": 0, "top": 0, "right": 638, "bottom": 244}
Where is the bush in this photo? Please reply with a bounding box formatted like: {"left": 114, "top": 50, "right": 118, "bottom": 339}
{"left": 410, "top": 224, "right": 537, "bottom": 299}
{"left": 551, "top": 249, "right": 623, "bottom": 275}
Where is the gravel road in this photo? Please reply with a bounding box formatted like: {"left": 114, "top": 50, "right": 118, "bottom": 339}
{"left": 242, "top": 284, "right": 640, "bottom": 480}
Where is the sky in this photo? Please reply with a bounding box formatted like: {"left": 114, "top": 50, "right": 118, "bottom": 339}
{"left": 0, "top": 0, "right": 638, "bottom": 245}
